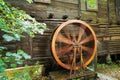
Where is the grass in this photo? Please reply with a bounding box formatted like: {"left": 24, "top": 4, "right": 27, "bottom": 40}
{"left": 97, "top": 63, "right": 119, "bottom": 69}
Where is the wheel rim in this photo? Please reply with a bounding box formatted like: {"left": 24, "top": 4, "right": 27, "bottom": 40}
{"left": 51, "top": 20, "right": 97, "bottom": 70}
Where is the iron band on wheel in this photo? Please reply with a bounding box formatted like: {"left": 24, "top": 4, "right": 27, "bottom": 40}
{"left": 51, "top": 20, "right": 97, "bottom": 70}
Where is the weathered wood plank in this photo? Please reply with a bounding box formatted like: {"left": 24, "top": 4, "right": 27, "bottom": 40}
{"left": 56, "top": 0, "right": 78, "bottom": 4}
{"left": 34, "top": 0, "right": 51, "bottom": 3}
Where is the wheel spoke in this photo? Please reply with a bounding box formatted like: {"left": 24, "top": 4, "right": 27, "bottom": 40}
{"left": 77, "top": 25, "right": 86, "bottom": 42}
{"left": 77, "top": 48, "right": 81, "bottom": 54}
{"left": 81, "top": 45, "right": 93, "bottom": 54}
{"left": 72, "top": 47, "right": 77, "bottom": 67}
{"left": 73, "top": 48, "right": 77, "bottom": 61}
{"left": 57, "top": 45, "right": 73, "bottom": 56}
{"left": 77, "top": 47, "right": 84, "bottom": 66}
{"left": 56, "top": 33, "right": 74, "bottom": 44}
{"left": 67, "top": 54, "right": 73, "bottom": 65}
{"left": 80, "top": 34, "right": 93, "bottom": 44}
{"left": 77, "top": 27, "right": 84, "bottom": 42}
{"left": 63, "top": 29, "right": 71, "bottom": 40}
{"left": 71, "top": 31, "right": 77, "bottom": 42}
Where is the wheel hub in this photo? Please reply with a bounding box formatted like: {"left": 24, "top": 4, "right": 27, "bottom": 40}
{"left": 73, "top": 42, "right": 81, "bottom": 48}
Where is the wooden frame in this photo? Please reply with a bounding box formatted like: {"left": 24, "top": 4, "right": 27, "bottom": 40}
{"left": 86, "top": 0, "right": 98, "bottom": 11}
{"left": 34, "top": 0, "right": 51, "bottom": 3}
{"left": 116, "top": 0, "right": 120, "bottom": 24}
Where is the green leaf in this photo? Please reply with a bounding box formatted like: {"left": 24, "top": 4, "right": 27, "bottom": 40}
{"left": 12, "top": 53, "right": 22, "bottom": 60}
{"left": 3, "top": 57, "right": 10, "bottom": 63}
{"left": 16, "top": 60, "right": 23, "bottom": 64}
{"left": 6, "top": 52, "right": 22, "bottom": 62}
{"left": 13, "top": 33, "right": 21, "bottom": 41}
{"left": 0, "top": 46, "right": 7, "bottom": 50}
{"left": 0, "top": 67, "right": 6, "bottom": 73}
{"left": 2, "top": 33, "right": 21, "bottom": 42}
{"left": 26, "top": 0, "right": 33, "bottom": 3}
{"left": 2, "top": 34, "right": 15, "bottom": 42}
{"left": 0, "top": 46, "right": 7, "bottom": 53}
{"left": 0, "top": 59, "right": 7, "bottom": 72}
{"left": 0, "top": 19, "right": 6, "bottom": 28}
{"left": 10, "top": 63, "right": 16, "bottom": 68}
{"left": 17, "top": 50, "right": 31, "bottom": 59}
{"left": 6, "top": 52, "right": 12, "bottom": 56}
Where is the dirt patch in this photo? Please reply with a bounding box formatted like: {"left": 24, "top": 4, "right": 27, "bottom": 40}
{"left": 97, "top": 63, "right": 120, "bottom": 80}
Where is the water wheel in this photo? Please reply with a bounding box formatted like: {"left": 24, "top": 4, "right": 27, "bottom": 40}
{"left": 51, "top": 20, "right": 97, "bottom": 70}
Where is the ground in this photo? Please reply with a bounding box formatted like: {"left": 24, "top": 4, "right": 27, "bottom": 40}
{"left": 37, "top": 63, "right": 120, "bottom": 80}
{"left": 97, "top": 63, "right": 120, "bottom": 80}
{"left": 47, "top": 63, "right": 120, "bottom": 80}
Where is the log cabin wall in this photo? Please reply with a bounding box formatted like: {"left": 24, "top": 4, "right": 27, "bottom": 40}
{"left": 3, "top": 0, "right": 120, "bottom": 64}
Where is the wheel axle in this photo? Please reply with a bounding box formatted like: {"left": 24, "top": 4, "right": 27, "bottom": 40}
{"left": 73, "top": 42, "right": 81, "bottom": 48}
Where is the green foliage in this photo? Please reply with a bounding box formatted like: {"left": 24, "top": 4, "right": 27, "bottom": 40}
{"left": 0, "top": 73, "right": 9, "bottom": 80}
{"left": 0, "top": 46, "right": 7, "bottom": 53}
{"left": 2, "top": 34, "right": 20, "bottom": 42}
{"left": 0, "top": 59, "right": 7, "bottom": 73}
{"left": 0, "top": 0, "right": 47, "bottom": 41}
{"left": 0, "top": 0, "right": 47, "bottom": 79}
{"left": 85, "top": 0, "right": 96, "bottom": 4}
{"left": 0, "top": 49, "right": 31, "bottom": 69}
{"left": 10, "top": 63, "right": 41, "bottom": 80}
{"left": 12, "top": 66, "right": 32, "bottom": 80}
{"left": 26, "top": 0, "right": 33, "bottom": 3}
{"left": 97, "top": 63, "right": 106, "bottom": 68}
{"left": 97, "top": 63, "right": 119, "bottom": 69}
{"left": 85, "top": 0, "right": 107, "bottom": 7}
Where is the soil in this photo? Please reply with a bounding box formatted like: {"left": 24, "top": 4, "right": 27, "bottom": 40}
{"left": 96, "top": 63, "right": 120, "bottom": 80}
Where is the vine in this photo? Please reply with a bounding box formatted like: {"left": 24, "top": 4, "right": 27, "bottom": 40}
{"left": 0, "top": 0, "right": 47, "bottom": 79}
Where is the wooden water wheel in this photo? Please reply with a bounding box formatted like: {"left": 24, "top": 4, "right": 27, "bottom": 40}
{"left": 51, "top": 20, "right": 97, "bottom": 70}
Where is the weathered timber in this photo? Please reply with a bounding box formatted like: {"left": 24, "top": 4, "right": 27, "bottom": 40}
{"left": 2, "top": 0, "right": 119, "bottom": 67}
{"left": 49, "top": 69, "right": 97, "bottom": 80}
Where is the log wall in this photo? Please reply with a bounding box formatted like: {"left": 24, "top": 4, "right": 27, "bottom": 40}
{"left": 3, "top": 0, "right": 120, "bottom": 64}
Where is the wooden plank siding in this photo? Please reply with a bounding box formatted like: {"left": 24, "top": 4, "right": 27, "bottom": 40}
{"left": 2, "top": 0, "right": 120, "bottom": 65}
{"left": 96, "top": 25, "right": 120, "bottom": 55}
